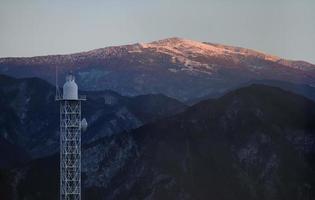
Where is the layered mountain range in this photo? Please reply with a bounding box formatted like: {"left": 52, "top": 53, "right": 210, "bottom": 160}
{"left": 0, "top": 75, "right": 186, "bottom": 162}
{"left": 1, "top": 38, "right": 315, "bottom": 200}
{"left": 1, "top": 84, "right": 314, "bottom": 200}
{"left": 1, "top": 38, "right": 314, "bottom": 101}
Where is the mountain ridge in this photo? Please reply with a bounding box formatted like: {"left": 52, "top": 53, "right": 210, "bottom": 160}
{"left": 0, "top": 74, "right": 186, "bottom": 160}
{"left": 1, "top": 37, "right": 315, "bottom": 101}
{"left": 2, "top": 84, "right": 315, "bottom": 200}
{"left": 1, "top": 37, "right": 314, "bottom": 69}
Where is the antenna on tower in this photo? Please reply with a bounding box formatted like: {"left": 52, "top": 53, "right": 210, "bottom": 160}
{"left": 55, "top": 66, "right": 61, "bottom": 100}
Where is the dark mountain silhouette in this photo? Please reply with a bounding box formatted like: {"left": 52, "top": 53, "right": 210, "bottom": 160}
{"left": 188, "top": 79, "right": 315, "bottom": 105}
{"left": 0, "top": 137, "right": 30, "bottom": 169}
{"left": 246, "top": 79, "right": 315, "bottom": 102}
{"left": 0, "top": 74, "right": 186, "bottom": 160}
{"left": 1, "top": 38, "right": 314, "bottom": 101}
{"left": 2, "top": 84, "right": 314, "bottom": 200}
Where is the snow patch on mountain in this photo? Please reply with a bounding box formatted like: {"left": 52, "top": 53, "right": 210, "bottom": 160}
{"left": 138, "top": 37, "right": 315, "bottom": 72}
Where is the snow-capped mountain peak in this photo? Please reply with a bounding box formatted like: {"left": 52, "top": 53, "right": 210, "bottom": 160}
{"left": 0, "top": 37, "right": 314, "bottom": 101}
{"left": 140, "top": 37, "right": 277, "bottom": 60}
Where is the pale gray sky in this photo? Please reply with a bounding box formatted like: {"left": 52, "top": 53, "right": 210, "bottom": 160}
{"left": 0, "top": 0, "right": 314, "bottom": 63}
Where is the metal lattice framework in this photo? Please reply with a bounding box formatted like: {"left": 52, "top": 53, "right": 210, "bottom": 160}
{"left": 59, "top": 100, "right": 83, "bottom": 200}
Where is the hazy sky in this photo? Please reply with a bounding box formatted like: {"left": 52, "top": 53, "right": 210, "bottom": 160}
{"left": 0, "top": 0, "right": 314, "bottom": 63}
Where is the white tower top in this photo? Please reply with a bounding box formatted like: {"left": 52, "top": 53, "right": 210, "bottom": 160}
{"left": 63, "top": 74, "right": 78, "bottom": 100}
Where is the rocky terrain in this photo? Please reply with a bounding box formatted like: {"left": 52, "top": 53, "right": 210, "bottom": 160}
{"left": 1, "top": 84, "right": 314, "bottom": 200}
{"left": 1, "top": 38, "right": 314, "bottom": 101}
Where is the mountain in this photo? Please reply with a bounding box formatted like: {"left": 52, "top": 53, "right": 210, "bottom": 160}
{"left": 246, "top": 79, "right": 315, "bottom": 102}
{"left": 0, "top": 74, "right": 186, "bottom": 160}
{"left": 0, "top": 137, "right": 30, "bottom": 169}
{"left": 0, "top": 37, "right": 314, "bottom": 101}
{"left": 188, "top": 79, "right": 315, "bottom": 105}
{"left": 3, "top": 85, "right": 315, "bottom": 200}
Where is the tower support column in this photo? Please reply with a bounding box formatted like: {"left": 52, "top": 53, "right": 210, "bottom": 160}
{"left": 60, "top": 100, "right": 82, "bottom": 200}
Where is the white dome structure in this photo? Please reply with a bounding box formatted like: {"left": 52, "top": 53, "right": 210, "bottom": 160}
{"left": 63, "top": 74, "right": 78, "bottom": 100}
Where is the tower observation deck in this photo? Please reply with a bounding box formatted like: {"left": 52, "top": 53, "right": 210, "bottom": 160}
{"left": 56, "top": 74, "right": 87, "bottom": 200}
